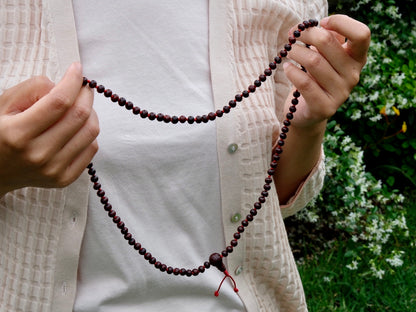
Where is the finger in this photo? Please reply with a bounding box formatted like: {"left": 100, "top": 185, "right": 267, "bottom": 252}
{"left": 30, "top": 86, "right": 95, "bottom": 162}
{"left": 320, "top": 14, "right": 371, "bottom": 63}
{"left": 42, "top": 111, "right": 99, "bottom": 187}
{"left": 17, "top": 62, "right": 85, "bottom": 137}
{"left": 283, "top": 62, "right": 337, "bottom": 118}
{"left": 290, "top": 25, "right": 353, "bottom": 78}
{"left": 288, "top": 44, "right": 345, "bottom": 97}
{"left": 0, "top": 76, "right": 55, "bottom": 115}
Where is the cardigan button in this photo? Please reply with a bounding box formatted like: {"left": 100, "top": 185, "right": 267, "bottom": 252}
{"left": 231, "top": 213, "right": 241, "bottom": 223}
{"left": 227, "top": 143, "right": 238, "bottom": 154}
{"left": 235, "top": 265, "right": 243, "bottom": 275}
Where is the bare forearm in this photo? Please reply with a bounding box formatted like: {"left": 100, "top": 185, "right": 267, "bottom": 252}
{"left": 274, "top": 119, "right": 326, "bottom": 204}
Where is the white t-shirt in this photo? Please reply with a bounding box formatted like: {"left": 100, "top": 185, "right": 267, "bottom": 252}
{"left": 72, "top": 1, "right": 245, "bottom": 311}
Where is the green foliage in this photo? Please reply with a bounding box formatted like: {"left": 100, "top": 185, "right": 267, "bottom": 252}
{"left": 286, "top": 0, "right": 416, "bottom": 287}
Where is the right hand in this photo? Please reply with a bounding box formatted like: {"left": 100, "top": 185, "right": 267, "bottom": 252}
{"left": 0, "top": 62, "right": 99, "bottom": 196}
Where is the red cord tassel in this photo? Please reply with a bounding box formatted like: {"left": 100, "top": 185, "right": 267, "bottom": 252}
{"left": 214, "top": 270, "right": 239, "bottom": 297}
{"left": 209, "top": 253, "right": 239, "bottom": 297}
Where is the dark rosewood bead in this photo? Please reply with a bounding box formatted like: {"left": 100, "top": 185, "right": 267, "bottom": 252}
{"left": 163, "top": 115, "right": 172, "bottom": 123}
{"left": 265, "top": 177, "right": 272, "bottom": 184}
{"left": 242, "top": 90, "right": 249, "bottom": 98}
{"left": 204, "top": 261, "right": 211, "bottom": 269}
{"left": 113, "top": 216, "right": 121, "bottom": 223}
{"left": 250, "top": 209, "right": 257, "bottom": 216}
{"left": 134, "top": 243, "right": 141, "bottom": 250}
{"left": 133, "top": 107, "right": 141, "bottom": 115}
{"left": 88, "top": 168, "right": 96, "bottom": 175}
{"left": 254, "top": 202, "right": 261, "bottom": 209}
{"left": 93, "top": 183, "right": 101, "bottom": 190}
{"left": 104, "top": 203, "right": 112, "bottom": 211}
{"left": 234, "top": 233, "right": 241, "bottom": 239}
{"left": 254, "top": 80, "right": 261, "bottom": 87}
{"left": 289, "top": 106, "right": 297, "bottom": 113}
{"left": 108, "top": 210, "right": 116, "bottom": 218}
{"left": 155, "top": 261, "right": 161, "bottom": 268}
{"left": 124, "top": 233, "right": 132, "bottom": 241}
{"left": 167, "top": 267, "right": 174, "bottom": 274}
{"left": 291, "top": 98, "right": 299, "bottom": 105}
{"left": 235, "top": 94, "right": 243, "bottom": 102}
{"left": 82, "top": 77, "right": 88, "bottom": 86}
{"left": 231, "top": 239, "right": 238, "bottom": 247}
{"left": 269, "top": 62, "right": 277, "bottom": 70}
{"left": 221, "top": 250, "right": 228, "bottom": 257}
{"left": 100, "top": 197, "right": 108, "bottom": 204}
{"left": 201, "top": 115, "right": 209, "bottom": 123}
{"left": 209, "top": 253, "right": 225, "bottom": 271}
{"left": 286, "top": 112, "right": 294, "bottom": 120}
{"left": 140, "top": 110, "right": 148, "bottom": 118}
{"left": 192, "top": 269, "right": 199, "bottom": 276}
{"left": 281, "top": 126, "right": 289, "bottom": 133}
{"left": 283, "top": 119, "right": 291, "bottom": 126}
{"left": 223, "top": 106, "right": 231, "bottom": 113}
{"left": 111, "top": 94, "right": 119, "bottom": 102}
{"left": 289, "top": 36, "right": 296, "bottom": 44}
{"left": 187, "top": 116, "right": 195, "bottom": 124}
{"left": 278, "top": 139, "right": 285, "bottom": 146}
{"left": 237, "top": 226, "right": 245, "bottom": 233}
{"left": 294, "top": 30, "right": 301, "bottom": 37}
{"left": 198, "top": 266, "right": 205, "bottom": 273}
{"left": 173, "top": 268, "right": 180, "bottom": 275}
{"left": 264, "top": 68, "right": 272, "bottom": 76}
{"left": 117, "top": 221, "right": 126, "bottom": 230}
{"left": 179, "top": 115, "right": 187, "bottom": 123}
{"left": 195, "top": 116, "right": 202, "bottom": 123}
{"left": 97, "top": 85, "right": 105, "bottom": 93}
{"left": 160, "top": 264, "right": 167, "bottom": 272}
{"left": 273, "top": 58, "right": 281, "bottom": 66}
{"left": 274, "top": 147, "right": 283, "bottom": 154}
{"left": 156, "top": 113, "right": 164, "bottom": 121}
{"left": 89, "top": 80, "right": 97, "bottom": 88}
{"left": 180, "top": 268, "right": 187, "bottom": 276}
{"left": 284, "top": 44, "right": 292, "bottom": 51}
{"left": 280, "top": 133, "right": 287, "bottom": 140}
{"left": 226, "top": 246, "right": 233, "bottom": 253}
{"left": 90, "top": 175, "right": 98, "bottom": 182}
{"left": 139, "top": 248, "right": 146, "bottom": 255}
{"left": 149, "top": 257, "right": 156, "bottom": 264}
{"left": 104, "top": 89, "right": 112, "bottom": 97}
{"left": 118, "top": 97, "right": 126, "bottom": 106}
{"left": 148, "top": 112, "right": 156, "bottom": 120}
{"left": 171, "top": 116, "right": 179, "bottom": 124}
{"left": 261, "top": 191, "right": 269, "bottom": 197}
{"left": 125, "top": 101, "right": 134, "bottom": 110}
{"left": 264, "top": 184, "right": 272, "bottom": 191}
{"left": 121, "top": 227, "right": 128, "bottom": 235}
{"left": 246, "top": 215, "right": 254, "bottom": 222}
{"left": 259, "top": 74, "right": 267, "bottom": 82}
{"left": 293, "top": 90, "right": 301, "bottom": 97}
{"left": 303, "top": 20, "right": 311, "bottom": 28}
{"left": 186, "top": 269, "right": 192, "bottom": 277}
{"left": 280, "top": 50, "right": 288, "bottom": 58}
{"left": 229, "top": 100, "right": 237, "bottom": 108}
{"left": 258, "top": 196, "right": 266, "bottom": 203}
{"left": 248, "top": 85, "right": 256, "bottom": 93}
{"left": 242, "top": 220, "right": 249, "bottom": 227}
{"left": 208, "top": 112, "right": 216, "bottom": 120}
{"left": 128, "top": 238, "right": 135, "bottom": 245}
{"left": 97, "top": 189, "right": 105, "bottom": 197}
{"left": 298, "top": 23, "right": 306, "bottom": 31}
{"left": 216, "top": 110, "right": 223, "bottom": 117}
{"left": 270, "top": 161, "right": 278, "bottom": 169}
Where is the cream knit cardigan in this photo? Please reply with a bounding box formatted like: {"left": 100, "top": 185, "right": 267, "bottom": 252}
{"left": 0, "top": 1, "right": 327, "bottom": 311}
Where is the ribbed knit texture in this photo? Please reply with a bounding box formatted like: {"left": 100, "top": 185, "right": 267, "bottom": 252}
{"left": 226, "top": 1, "right": 326, "bottom": 310}
{"left": 0, "top": 0, "right": 327, "bottom": 311}
{"left": 0, "top": 1, "right": 64, "bottom": 312}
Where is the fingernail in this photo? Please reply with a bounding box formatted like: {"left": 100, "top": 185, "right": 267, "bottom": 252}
{"left": 283, "top": 62, "right": 290, "bottom": 70}
{"left": 320, "top": 17, "right": 329, "bottom": 27}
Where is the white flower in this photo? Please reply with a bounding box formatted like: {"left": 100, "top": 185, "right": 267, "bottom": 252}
{"left": 386, "top": 252, "right": 404, "bottom": 267}
{"left": 346, "top": 260, "right": 359, "bottom": 270}
{"left": 323, "top": 276, "right": 332, "bottom": 283}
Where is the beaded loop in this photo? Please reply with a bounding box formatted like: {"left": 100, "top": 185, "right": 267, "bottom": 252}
{"left": 85, "top": 19, "right": 318, "bottom": 291}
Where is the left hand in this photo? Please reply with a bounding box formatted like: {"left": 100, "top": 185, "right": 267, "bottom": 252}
{"left": 283, "top": 14, "right": 371, "bottom": 130}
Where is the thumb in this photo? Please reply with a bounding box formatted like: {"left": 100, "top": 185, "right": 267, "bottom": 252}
{"left": 0, "top": 76, "right": 55, "bottom": 115}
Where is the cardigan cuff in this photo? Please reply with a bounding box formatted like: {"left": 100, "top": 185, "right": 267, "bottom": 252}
{"left": 279, "top": 146, "right": 325, "bottom": 218}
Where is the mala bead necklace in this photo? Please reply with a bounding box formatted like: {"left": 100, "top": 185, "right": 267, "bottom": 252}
{"left": 84, "top": 19, "right": 319, "bottom": 297}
